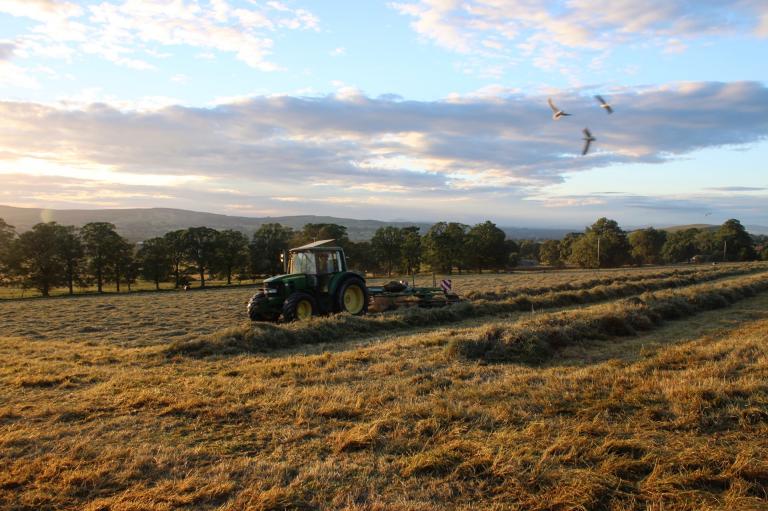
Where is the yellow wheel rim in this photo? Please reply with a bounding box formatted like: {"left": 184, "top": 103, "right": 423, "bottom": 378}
{"left": 296, "top": 300, "right": 313, "bottom": 320}
{"left": 343, "top": 285, "right": 364, "bottom": 314}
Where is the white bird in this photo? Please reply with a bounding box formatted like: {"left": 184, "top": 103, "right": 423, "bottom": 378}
{"left": 594, "top": 95, "right": 613, "bottom": 114}
{"left": 582, "top": 128, "right": 595, "bottom": 156}
{"left": 548, "top": 98, "right": 571, "bottom": 120}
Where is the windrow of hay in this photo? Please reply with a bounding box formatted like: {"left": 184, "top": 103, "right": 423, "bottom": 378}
{"left": 166, "top": 268, "right": 768, "bottom": 357}
{"left": 463, "top": 263, "right": 766, "bottom": 301}
{"left": 448, "top": 273, "right": 768, "bottom": 363}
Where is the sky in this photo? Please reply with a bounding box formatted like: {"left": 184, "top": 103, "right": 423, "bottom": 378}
{"left": 1, "top": 0, "right": 767, "bottom": 229}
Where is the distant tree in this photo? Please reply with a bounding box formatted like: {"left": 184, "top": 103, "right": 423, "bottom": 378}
{"left": 163, "top": 229, "right": 187, "bottom": 288}
{"left": 14, "top": 222, "right": 67, "bottom": 297}
{"left": 400, "top": 226, "right": 422, "bottom": 275}
{"left": 539, "top": 239, "right": 562, "bottom": 267}
{"left": 628, "top": 227, "right": 667, "bottom": 265}
{"left": 183, "top": 227, "right": 220, "bottom": 288}
{"left": 505, "top": 239, "right": 520, "bottom": 267}
{"left": 693, "top": 229, "right": 718, "bottom": 259}
{"left": 661, "top": 228, "right": 699, "bottom": 263}
{"left": 371, "top": 226, "right": 404, "bottom": 276}
{"left": 110, "top": 238, "right": 135, "bottom": 293}
{"left": 559, "top": 232, "right": 582, "bottom": 263}
{"left": 137, "top": 237, "right": 171, "bottom": 290}
{"left": 761, "top": 244, "right": 768, "bottom": 261}
{"left": 296, "top": 223, "right": 349, "bottom": 248}
{"left": 215, "top": 229, "right": 249, "bottom": 284}
{"left": 345, "top": 240, "right": 380, "bottom": 274}
{"left": 716, "top": 219, "right": 756, "bottom": 261}
{"left": 423, "top": 222, "right": 467, "bottom": 274}
{"left": 569, "top": 218, "right": 630, "bottom": 268}
{"left": 0, "top": 218, "right": 17, "bottom": 286}
{"left": 518, "top": 240, "right": 541, "bottom": 263}
{"left": 250, "top": 223, "right": 293, "bottom": 276}
{"left": 81, "top": 222, "right": 123, "bottom": 293}
{"left": 466, "top": 221, "right": 508, "bottom": 272}
{"left": 56, "top": 225, "right": 85, "bottom": 295}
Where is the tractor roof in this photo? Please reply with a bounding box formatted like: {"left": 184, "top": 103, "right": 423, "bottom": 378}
{"left": 290, "top": 239, "right": 341, "bottom": 251}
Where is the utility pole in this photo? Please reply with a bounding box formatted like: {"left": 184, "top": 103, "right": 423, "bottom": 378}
{"left": 723, "top": 239, "right": 727, "bottom": 262}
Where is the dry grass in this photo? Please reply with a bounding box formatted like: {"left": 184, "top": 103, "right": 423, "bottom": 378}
{"left": 1, "top": 266, "right": 767, "bottom": 510}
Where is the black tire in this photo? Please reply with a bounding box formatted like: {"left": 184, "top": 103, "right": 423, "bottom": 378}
{"left": 336, "top": 277, "right": 369, "bottom": 315}
{"left": 282, "top": 292, "right": 317, "bottom": 322}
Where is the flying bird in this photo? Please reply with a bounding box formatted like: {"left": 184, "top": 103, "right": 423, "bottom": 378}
{"left": 582, "top": 128, "right": 595, "bottom": 155}
{"left": 548, "top": 98, "right": 571, "bottom": 120}
{"left": 594, "top": 95, "right": 613, "bottom": 114}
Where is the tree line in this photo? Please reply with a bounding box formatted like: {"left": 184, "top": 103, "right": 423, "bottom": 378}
{"left": 536, "top": 218, "right": 765, "bottom": 268}
{"left": 0, "top": 216, "right": 765, "bottom": 297}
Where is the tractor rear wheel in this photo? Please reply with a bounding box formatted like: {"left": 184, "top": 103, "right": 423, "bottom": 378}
{"left": 337, "top": 277, "right": 368, "bottom": 315}
{"left": 282, "top": 292, "right": 317, "bottom": 322}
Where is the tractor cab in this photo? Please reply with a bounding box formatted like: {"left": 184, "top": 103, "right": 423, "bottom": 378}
{"left": 248, "top": 239, "right": 368, "bottom": 322}
{"left": 287, "top": 241, "right": 347, "bottom": 275}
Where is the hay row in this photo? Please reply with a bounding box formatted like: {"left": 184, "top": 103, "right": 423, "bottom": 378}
{"left": 449, "top": 273, "right": 768, "bottom": 363}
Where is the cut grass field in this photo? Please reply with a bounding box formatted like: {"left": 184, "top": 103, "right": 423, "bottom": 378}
{"left": 1, "top": 264, "right": 767, "bottom": 510}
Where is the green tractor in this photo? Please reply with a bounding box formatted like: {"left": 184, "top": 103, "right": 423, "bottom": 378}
{"left": 247, "top": 240, "right": 369, "bottom": 322}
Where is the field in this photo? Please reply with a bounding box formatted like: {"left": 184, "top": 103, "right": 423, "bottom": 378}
{"left": 1, "top": 263, "right": 767, "bottom": 510}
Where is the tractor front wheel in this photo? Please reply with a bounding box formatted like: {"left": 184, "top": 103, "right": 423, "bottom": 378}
{"left": 337, "top": 278, "right": 369, "bottom": 316}
{"left": 282, "top": 292, "right": 317, "bottom": 322}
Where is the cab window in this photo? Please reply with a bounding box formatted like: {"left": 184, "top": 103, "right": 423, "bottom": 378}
{"left": 290, "top": 251, "right": 317, "bottom": 275}
{"left": 316, "top": 250, "right": 342, "bottom": 274}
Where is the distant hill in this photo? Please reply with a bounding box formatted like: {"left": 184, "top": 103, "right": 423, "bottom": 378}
{"left": 0, "top": 205, "right": 572, "bottom": 242}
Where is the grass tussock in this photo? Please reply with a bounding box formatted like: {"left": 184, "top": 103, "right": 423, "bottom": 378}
{"left": 448, "top": 273, "right": 768, "bottom": 363}
{"left": 167, "top": 266, "right": 768, "bottom": 357}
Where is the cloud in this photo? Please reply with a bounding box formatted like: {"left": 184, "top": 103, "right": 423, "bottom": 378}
{"left": 1, "top": 80, "right": 767, "bottom": 224}
{"left": 391, "top": 1, "right": 768, "bottom": 73}
{"left": 706, "top": 186, "right": 765, "bottom": 192}
{"left": 0, "top": 0, "right": 319, "bottom": 72}
{"left": 0, "top": 42, "right": 15, "bottom": 60}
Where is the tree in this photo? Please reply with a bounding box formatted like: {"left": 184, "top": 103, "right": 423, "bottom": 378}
{"left": 296, "top": 223, "right": 349, "bottom": 248}
{"left": 110, "top": 238, "right": 134, "bottom": 293}
{"left": 345, "top": 241, "right": 379, "bottom": 274}
{"left": 716, "top": 219, "right": 756, "bottom": 261}
{"left": 371, "top": 226, "right": 404, "bottom": 276}
{"left": 183, "top": 227, "right": 220, "bottom": 288}
{"left": 81, "top": 222, "right": 124, "bottom": 293}
{"left": 137, "top": 237, "right": 171, "bottom": 290}
{"left": 163, "top": 229, "right": 187, "bottom": 288}
{"left": 250, "top": 223, "right": 293, "bottom": 276}
{"left": 628, "top": 227, "right": 667, "bottom": 265}
{"left": 693, "top": 229, "right": 718, "bottom": 259}
{"left": 423, "top": 222, "right": 467, "bottom": 274}
{"left": 0, "top": 218, "right": 17, "bottom": 286}
{"left": 401, "top": 226, "right": 422, "bottom": 275}
{"left": 505, "top": 239, "right": 520, "bottom": 267}
{"left": 518, "top": 240, "right": 541, "bottom": 263}
{"left": 14, "top": 222, "right": 67, "bottom": 297}
{"left": 539, "top": 240, "right": 562, "bottom": 267}
{"left": 569, "top": 218, "right": 630, "bottom": 268}
{"left": 56, "top": 225, "right": 85, "bottom": 295}
{"left": 559, "top": 232, "right": 581, "bottom": 263}
{"left": 215, "top": 230, "right": 249, "bottom": 285}
{"left": 661, "top": 228, "right": 699, "bottom": 263}
{"left": 466, "top": 221, "right": 508, "bottom": 272}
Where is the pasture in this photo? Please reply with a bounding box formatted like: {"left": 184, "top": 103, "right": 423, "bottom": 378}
{"left": 1, "top": 263, "right": 767, "bottom": 510}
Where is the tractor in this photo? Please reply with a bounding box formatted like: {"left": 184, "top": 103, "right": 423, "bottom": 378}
{"left": 247, "top": 240, "right": 368, "bottom": 322}
{"left": 247, "top": 239, "right": 462, "bottom": 322}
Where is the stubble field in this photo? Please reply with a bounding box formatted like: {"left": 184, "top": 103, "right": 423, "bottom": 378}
{"left": 1, "top": 263, "right": 767, "bottom": 510}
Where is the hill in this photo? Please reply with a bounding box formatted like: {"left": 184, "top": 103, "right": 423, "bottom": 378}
{"left": 0, "top": 205, "right": 572, "bottom": 241}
